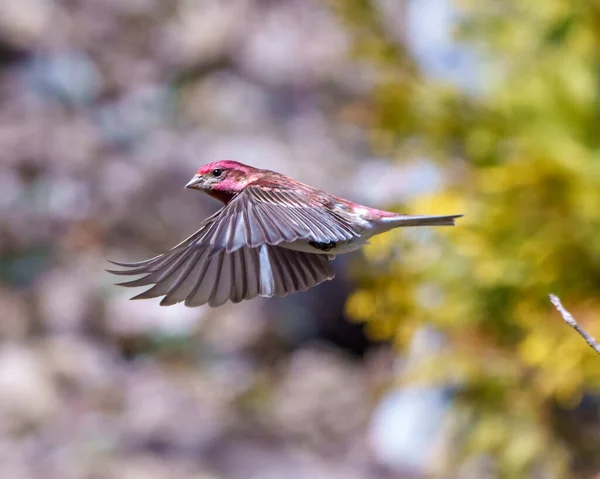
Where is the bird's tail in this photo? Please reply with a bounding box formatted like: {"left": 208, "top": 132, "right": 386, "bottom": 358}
{"left": 383, "top": 214, "right": 463, "bottom": 227}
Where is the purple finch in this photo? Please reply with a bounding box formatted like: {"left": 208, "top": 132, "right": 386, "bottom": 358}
{"left": 109, "top": 160, "right": 462, "bottom": 307}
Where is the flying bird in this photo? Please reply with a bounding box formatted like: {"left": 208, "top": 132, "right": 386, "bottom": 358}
{"left": 109, "top": 160, "right": 462, "bottom": 307}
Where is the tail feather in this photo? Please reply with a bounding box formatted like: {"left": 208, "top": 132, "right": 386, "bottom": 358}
{"left": 383, "top": 214, "right": 463, "bottom": 227}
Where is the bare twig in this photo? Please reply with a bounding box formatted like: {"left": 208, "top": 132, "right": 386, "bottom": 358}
{"left": 549, "top": 294, "right": 600, "bottom": 355}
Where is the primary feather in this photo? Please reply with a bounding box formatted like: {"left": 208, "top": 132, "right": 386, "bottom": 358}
{"left": 110, "top": 244, "right": 334, "bottom": 307}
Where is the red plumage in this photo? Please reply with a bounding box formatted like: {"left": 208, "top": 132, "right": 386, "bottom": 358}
{"left": 109, "top": 160, "right": 462, "bottom": 307}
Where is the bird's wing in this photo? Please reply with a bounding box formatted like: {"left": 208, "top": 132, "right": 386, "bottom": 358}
{"left": 112, "top": 186, "right": 361, "bottom": 268}
{"left": 109, "top": 244, "right": 334, "bottom": 307}
{"left": 197, "top": 185, "right": 362, "bottom": 252}
{"left": 107, "top": 184, "right": 351, "bottom": 305}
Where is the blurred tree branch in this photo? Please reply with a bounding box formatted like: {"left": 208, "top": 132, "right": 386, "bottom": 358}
{"left": 550, "top": 294, "right": 600, "bottom": 356}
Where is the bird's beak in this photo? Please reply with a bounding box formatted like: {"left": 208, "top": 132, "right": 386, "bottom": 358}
{"left": 185, "top": 175, "right": 203, "bottom": 189}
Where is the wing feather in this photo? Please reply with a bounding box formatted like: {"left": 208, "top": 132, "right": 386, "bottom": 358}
{"left": 108, "top": 183, "right": 351, "bottom": 306}
{"left": 257, "top": 244, "right": 276, "bottom": 297}
{"left": 197, "top": 186, "right": 362, "bottom": 252}
{"left": 281, "top": 246, "right": 308, "bottom": 291}
{"left": 272, "top": 247, "right": 300, "bottom": 296}
{"left": 272, "top": 245, "right": 300, "bottom": 293}
{"left": 267, "top": 246, "right": 287, "bottom": 297}
{"left": 185, "top": 249, "right": 222, "bottom": 307}
{"left": 110, "top": 243, "right": 334, "bottom": 307}
{"left": 160, "top": 249, "right": 207, "bottom": 306}
{"left": 253, "top": 205, "right": 283, "bottom": 245}
{"left": 230, "top": 247, "right": 246, "bottom": 303}
{"left": 210, "top": 250, "right": 234, "bottom": 307}
{"left": 109, "top": 184, "right": 362, "bottom": 282}
{"left": 241, "top": 246, "right": 259, "bottom": 300}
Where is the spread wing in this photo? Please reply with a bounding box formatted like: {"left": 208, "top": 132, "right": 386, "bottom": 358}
{"left": 185, "top": 185, "right": 362, "bottom": 253}
{"left": 108, "top": 184, "right": 355, "bottom": 306}
{"left": 109, "top": 244, "right": 334, "bottom": 307}
{"left": 113, "top": 186, "right": 361, "bottom": 262}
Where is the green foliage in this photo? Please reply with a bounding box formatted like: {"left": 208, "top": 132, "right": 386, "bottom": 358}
{"left": 335, "top": 0, "right": 600, "bottom": 476}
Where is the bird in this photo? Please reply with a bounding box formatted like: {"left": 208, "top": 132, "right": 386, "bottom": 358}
{"left": 108, "top": 160, "right": 462, "bottom": 307}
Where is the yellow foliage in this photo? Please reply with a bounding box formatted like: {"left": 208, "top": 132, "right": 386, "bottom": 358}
{"left": 336, "top": 0, "right": 600, "bottom": 475}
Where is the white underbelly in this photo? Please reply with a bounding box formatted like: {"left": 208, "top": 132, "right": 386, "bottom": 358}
{"left": 278, "top": 237, "right": 368, "bottom": 255}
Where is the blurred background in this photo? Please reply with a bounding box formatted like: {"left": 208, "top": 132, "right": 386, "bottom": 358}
{"left": 1, "top": 0, "right": 600, "bottom": 477}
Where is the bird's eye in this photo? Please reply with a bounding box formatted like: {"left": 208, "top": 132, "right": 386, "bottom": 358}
{"left": 212, "top": 168, "right": 223, "bottom": 178}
